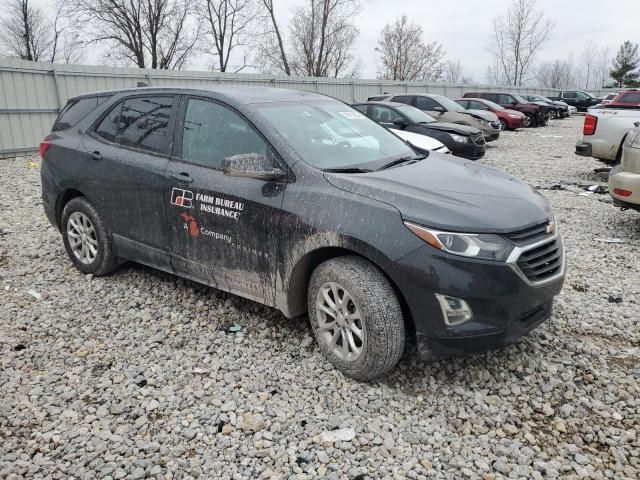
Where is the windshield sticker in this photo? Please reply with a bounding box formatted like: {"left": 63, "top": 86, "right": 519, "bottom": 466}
{"left": 339, "top": 111, "right": 364, "bottom": 120}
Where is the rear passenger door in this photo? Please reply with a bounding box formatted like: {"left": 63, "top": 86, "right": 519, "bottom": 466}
{"left": 80, "top": 95, "right": 177, "bottom": 268}
{"left": 165, "top": 96, "right": 286, "bottom": 305}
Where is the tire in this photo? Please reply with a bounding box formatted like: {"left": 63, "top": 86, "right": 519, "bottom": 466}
{"left": 61, "top": 197, "right": 119, "bottom": 276}
{"left": 499, "top": 119, "right": 507, "bottom": 131}
{"left": 524, "top": 114, "right": 537, "bottom": 128}
{"left": 307, "top": 256, "right": 405, "bottom": 381}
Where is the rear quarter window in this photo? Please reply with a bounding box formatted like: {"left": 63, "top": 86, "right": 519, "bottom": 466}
{"left": 619, "top": 92, "right": 640, "bottom": 104}
{"left": 53, "top": 96, "right": 111, "bottom": 131}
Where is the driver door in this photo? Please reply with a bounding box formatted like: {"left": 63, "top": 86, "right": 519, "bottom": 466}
{"left": 165, "top": 96, "right": 287, "bottom": 305}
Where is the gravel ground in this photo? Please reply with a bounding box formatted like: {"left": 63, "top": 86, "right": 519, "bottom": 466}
{"left": 1, "top": 115, "right": 639, "bottom": 480}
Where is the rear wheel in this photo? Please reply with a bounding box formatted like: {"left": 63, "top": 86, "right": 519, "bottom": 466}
{"left": 61, "top": 197, "right": 118, "bottom": 276}
{"left": 307, "top": 256, "right": 405, "bottom": 381}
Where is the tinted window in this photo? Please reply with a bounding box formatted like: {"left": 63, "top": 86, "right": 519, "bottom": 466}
{"left": 181, "top": 99, "right": 267, "bottom": 168}
{"left": 352, "top": 104, "right": 368, "bottom": 114}
{"left": 367, "top": 95, "right": 388, "bottom": 101}
{"left": 95, "top": 96, "right": 174, "bottom": 153}
{"left": 53, "top": 96, "right": 110, "bottom": 131}
{"left": 563, "top": 91, "right": 577, "bottom": 99}
{"left": 470, "top": 101, "right": 488, "bottom": 110}
{"left": 618, "top": 92, "right": 640, "bottom": 104}
{"left": 456, "top": 100, "right": 469, "bottom": 109}
{"left": 392, "top": 96, "right": 413, "bottom": 105}
{"left": 498, "top": 94, "right": 515, "bottom": 104}
{"left": 415, "top": 96, "right": 440, "bottom": 110}
{"left": 483, "top": 93, "right": 499, "bottom": 103}
{"left": 371, "top": 105, "right": 402, "bottom": 123}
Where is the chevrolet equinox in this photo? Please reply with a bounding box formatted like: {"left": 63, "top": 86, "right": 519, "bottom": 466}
{"left": 41, "top": 87, "right": 566, "bottom": 381}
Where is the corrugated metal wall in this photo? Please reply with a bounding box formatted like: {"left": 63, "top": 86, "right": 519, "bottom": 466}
{"left": 0, "top": 58, "right": 615, "bottom": 158}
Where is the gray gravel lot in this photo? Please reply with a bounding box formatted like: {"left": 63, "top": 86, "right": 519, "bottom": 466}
{"left": 1, "top": 115, "right": 639, "bottom": 479}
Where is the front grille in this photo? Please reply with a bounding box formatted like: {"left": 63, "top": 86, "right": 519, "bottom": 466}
{"left": 505, "top": 222, "right": 551, "bottom": 245}
{"left": 516, "top": 238, "right": 562, "bottom": 282}
{"left": 490, "top": 121, "right": 501, "bottom": 130}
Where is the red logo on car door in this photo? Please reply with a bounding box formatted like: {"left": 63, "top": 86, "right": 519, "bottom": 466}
{"left": 180, "top": 212, "right": 200, "bottom": 237}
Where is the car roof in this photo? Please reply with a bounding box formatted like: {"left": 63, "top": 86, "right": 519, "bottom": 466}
{"left": 68, "top": 86, "right": 335, "bottom": 105}
{"left": 355, "top": 101, "right": 407, "bottom": 108}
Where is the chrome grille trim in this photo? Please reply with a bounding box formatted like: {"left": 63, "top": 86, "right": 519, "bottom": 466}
{"left": 506, "top": 233, "right": 566, "bottom": 286}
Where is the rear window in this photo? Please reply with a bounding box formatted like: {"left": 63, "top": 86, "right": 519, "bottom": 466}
{"left": 53, "top": 96, "right": 111, "bottom": 131}
{"left": 94, "top": 96, "right": 175, "bottom": 154}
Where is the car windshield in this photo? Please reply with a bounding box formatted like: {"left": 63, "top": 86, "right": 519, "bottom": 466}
{"left": 481, "top": 99, "right": 504, "bottom": 110}
{"left": 256, "top": 101, "right": 416, "bottom": 170}
{"left": 434, "top": 95, "right": 466, "bottom": 111}
{"left": 396, "top": 105, "right": 436, "bottom": 124}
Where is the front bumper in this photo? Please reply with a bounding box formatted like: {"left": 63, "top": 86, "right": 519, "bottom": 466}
{"left": 450, "top": 141, "right": 485, "bottom": 161}
{"left": 391, "top": 236, "right": 565, "bottom": 361}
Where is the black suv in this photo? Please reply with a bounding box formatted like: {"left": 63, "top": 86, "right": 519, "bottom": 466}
{"left": 41, "top": 87, "right": 565, "bottom": 380}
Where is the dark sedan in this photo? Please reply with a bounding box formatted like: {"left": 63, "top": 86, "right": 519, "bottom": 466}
{"left": 352, "top": 101, "right": 486, "bottom": 160}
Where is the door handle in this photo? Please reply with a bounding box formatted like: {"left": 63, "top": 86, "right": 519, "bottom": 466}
{"left": 88, "top": 151, "right": 103, "bottom": 161}
{"left": 169, "top": 172, "right": 194, "bottom": 184}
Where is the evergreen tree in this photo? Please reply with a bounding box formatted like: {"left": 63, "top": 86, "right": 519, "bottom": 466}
{"left": 610, "top": 41, "right": 640, "bottom": 88}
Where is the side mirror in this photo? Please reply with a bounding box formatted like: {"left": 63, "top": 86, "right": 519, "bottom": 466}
{"left": 433, "top": 106, "right": 446, "bottom": 113}
{"left": 221, "top": 153, "right": 286, "bottom": 181}
{"left": 393, "top": 118, "right": 408, "bottom": 127}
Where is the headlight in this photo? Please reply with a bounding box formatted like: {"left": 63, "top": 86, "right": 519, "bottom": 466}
{"left": 450, "top": 133, "right": 468, "bottom": 143}
{"left": 479, "top": 119, "right": 490, "bottom": 125}
{"left": 626, "top": 130, "right": 640, "bottom": 148}
{"left": 404, "top": 222, "right": 514, "bottom": 261}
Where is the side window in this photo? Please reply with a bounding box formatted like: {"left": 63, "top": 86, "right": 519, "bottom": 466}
{"left": 392, "top": 95, "right": 413, "bottom": 105}
{"left": 53, "top": 96, "right": 111, "bottom": 132}
{"left": 471, "top": 101, "right": 487, "bottom": 110}
{"left": 563, "top": 91, "right": 577, "bottom": 99}
{"left": 415, "top": 96, "right": 439, "bottom": 110}
{"left": 371, "top": 105, "right": 401, "bottom": 123}
{"left": 498, "top": 94, "right": 514, "bottom": 104}
{"left": 484, "top": 93, "right": 498, "bottom": 103}
{"left": 456, "top": 100, "right": 468, "bottom": 109}
{"left": 95, "top": 96, "right": 175, "bottom": 153}
{"left": 181, "top": 98, "right": 267, "bottom": 168}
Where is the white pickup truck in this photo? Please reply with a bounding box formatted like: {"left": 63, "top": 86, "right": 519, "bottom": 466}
{"left": 575, "top": 108, "right": 640, "bottom": 164}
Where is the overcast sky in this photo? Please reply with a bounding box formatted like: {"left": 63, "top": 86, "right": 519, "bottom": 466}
{"left": 33, "top": 0, "right": 639, "bottom": 81}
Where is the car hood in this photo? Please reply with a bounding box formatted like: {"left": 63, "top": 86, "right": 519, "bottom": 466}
{"left": 392, "top": 129, "right": 447, "bottom": 151}
{"left": 421, "top": 121, "right": 480, "bottom": 135}
{"left": 461, "top": 109, "right": 499, "bottom": 122}
{"left": 325, "top": 154, "right": 551, "bottom": 233}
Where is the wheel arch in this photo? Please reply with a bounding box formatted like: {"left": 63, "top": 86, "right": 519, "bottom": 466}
{"left": 55, "top": 188, "right": 86, "bottom": 231}
{"left": 284, "top": 246, "right": 415, "bottom": 335}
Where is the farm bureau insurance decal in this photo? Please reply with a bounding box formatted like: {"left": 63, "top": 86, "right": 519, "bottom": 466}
{"left": 196, "top": 192, "right": 244, "bottom": 221}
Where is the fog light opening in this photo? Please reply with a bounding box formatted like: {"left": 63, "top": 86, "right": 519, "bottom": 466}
{"left": 435, "top": 294, "right": 473, "bottom": 326}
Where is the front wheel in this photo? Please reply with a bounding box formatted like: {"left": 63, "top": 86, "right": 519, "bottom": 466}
{"left": 307, "top": 256, "right": 405, "bottom": 381}
{"left": 499, "top": 119, "right": 507, "bottom": 131}
{"left": 524, "top": 114, "right": 537, "bottom": 128}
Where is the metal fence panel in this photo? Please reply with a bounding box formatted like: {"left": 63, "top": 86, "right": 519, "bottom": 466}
{"left": 0, "top": 57, "right": 617, "bottom": 158}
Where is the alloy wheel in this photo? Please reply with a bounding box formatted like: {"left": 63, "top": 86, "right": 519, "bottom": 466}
{"left": 499, "top": 119, "right": 507, "bottom": 130}
{"left": 67, "top": 212, "right": 98, "bottom": 265}
{"left": 315, "top": 282, "right": 365, "bottom": 361}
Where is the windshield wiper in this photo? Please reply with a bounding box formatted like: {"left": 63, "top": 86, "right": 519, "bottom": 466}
{"left": 323, "top": 167, "right": 373, "bottom": 173}
{"left": 377, "top": 155, "right": 425, "bottom": 171}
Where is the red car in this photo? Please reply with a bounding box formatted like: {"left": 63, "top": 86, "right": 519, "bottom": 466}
{"left": 456, "top": 98, "right": 526, "bottom": 130}
{"left": 607, "top": 89, "right": 640, "bottom": 108}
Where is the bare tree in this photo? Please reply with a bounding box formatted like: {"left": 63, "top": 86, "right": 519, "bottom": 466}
{"left": 490, "top": 0, "right": 553, "bottom": 86}
{"left": 255, "top": 0, "right": 291, "bottom": 75}
{"left": 594, "top": 46, "right": 612, "bottom": 88}
{"left": 376, "top": 15, "right": 445, "bottom": 81}
{"left": 68, "top": 0, "right": 199, "bottom": 69}
{"left": 577, "top": 41, "right": 598, "bottom": 89}
{"left": 288, "top": 0, "right": 361, "bottom": 78}
{"left": 0, "top": 0, "right": 57, "bottom": 61}
{"left": 535, "top": 57, "right": 575, "bottom": 89}
{"left": 201, "top": 0, "right": 260, "bottom": 72}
